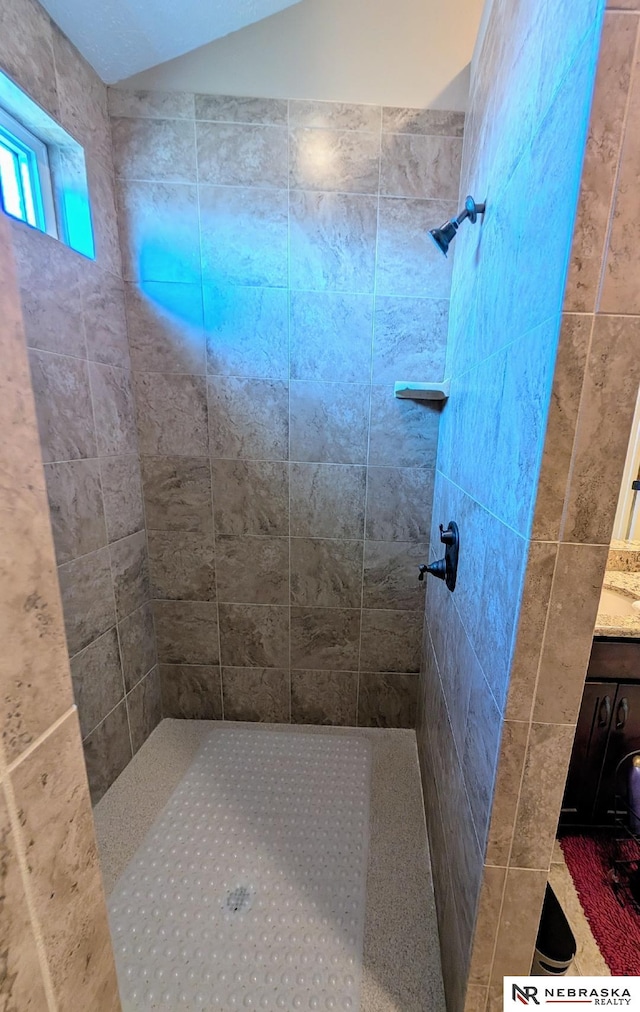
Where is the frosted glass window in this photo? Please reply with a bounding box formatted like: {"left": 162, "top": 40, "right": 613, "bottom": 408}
{"left": 0, "top": 106, "right": 56, "bottom": 236}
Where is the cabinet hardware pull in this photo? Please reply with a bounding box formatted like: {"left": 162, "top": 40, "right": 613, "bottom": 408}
{"left": 598, "top": 695, "right": 612, "bottom": 728}
{"left": 616, "top": 697, "right": 629, "bottom": 730}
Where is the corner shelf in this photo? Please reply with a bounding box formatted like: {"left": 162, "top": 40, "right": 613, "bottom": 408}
{"left": 394, "top": 380, "right": 450, "bottom": 402}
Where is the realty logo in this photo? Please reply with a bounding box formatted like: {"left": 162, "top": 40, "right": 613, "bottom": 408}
{"left": 512, "top": 984, "right": 540, "bottom": 1005}
{"left": 504, "top": 977, "right": 639, "bottom": 1008}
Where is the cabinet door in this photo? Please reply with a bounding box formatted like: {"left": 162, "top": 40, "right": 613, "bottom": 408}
{"left": 561, "top": 682, "right": 615, "bottom": 825}
{"left": 595, "top": 682, "right": 640, "bottom": 821}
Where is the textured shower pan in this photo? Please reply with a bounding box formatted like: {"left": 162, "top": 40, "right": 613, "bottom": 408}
{"left": 108, "top": 727, "right": 371, "bottom": 1011}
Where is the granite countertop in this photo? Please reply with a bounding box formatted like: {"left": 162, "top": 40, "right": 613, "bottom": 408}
{"left": 594, "top": 570, "right": 640, "bottom": 638}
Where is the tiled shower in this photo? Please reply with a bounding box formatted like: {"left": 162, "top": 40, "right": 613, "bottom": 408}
{"left": 6, "top": 14, "right": 464, "bottom": 806}
{"left": 113, "top": 93, "right": 462, "bottom": 742}
{"left": 4, "top": 0, "right": 637, "bottom": 1009}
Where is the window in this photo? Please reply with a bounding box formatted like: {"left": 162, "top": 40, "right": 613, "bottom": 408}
{"left": 0, "top": 107, "right": 57, "bottom": 237}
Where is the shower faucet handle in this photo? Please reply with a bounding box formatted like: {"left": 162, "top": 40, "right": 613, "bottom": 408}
{"left": 439, "top": 523, "right": 457, "bottom": 546}
{"left": 418, "top": 564, "right": 429, "bottom": 582}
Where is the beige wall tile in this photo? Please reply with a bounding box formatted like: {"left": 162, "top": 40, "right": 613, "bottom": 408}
{"left": 0, "top": 0, "right": 57, "bottom": 115}
{"left": 530, "top": 314, "right": 592, "bottom": 542}
{"left": 600, "top": 19, "right": 640, "bottom": 311}
{"left": 561, "top": 315, "right": 640, "bottom": 544}
{"left": 0, "top": 222, "right": 75, "bottom": 762}
{"left": 468, "top": 866, "right": 507, "bottom": 987}
{"left": 510, "top": 723, "right": 578, "bottom": 870}
{"left": 490, "top": 868, "right": 548, "bottom": 982}
{"left": 0, "top": 786, "right": 51, "bottom": 1009}
{"left": 534, "top": 544, "right": 609, "bottom": 724}
{"left": 485, "top": 721, "right": 529, "bottom": 867}
{"left": 505, "top": 542, "right": 557, "bottom": 722}
{"left": 9, "top": 711, "right": 120, "bottom": 1008}
{"left": 564, "top": 12, "right": 638, "bottom": 312}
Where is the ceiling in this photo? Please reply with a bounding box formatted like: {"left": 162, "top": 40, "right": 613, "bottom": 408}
{"left": 40, "top": 0, "right": 303, "bottom": 84}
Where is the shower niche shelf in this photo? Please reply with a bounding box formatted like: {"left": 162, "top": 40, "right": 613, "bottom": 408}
{"left": 394, "top": 380, "right": 450, "bottom": 402}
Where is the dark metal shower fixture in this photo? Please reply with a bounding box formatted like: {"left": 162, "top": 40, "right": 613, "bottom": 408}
{"left": 428, "top": 196, "right": 485, "bottom": 257}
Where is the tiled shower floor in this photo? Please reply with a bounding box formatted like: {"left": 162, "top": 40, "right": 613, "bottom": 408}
{"left": 94, "top": 720, "right": 444, "bottom": 1012}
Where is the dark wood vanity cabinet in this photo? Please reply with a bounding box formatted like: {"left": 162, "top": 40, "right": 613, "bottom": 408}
{"left": 560, "top": 639, "right": 640, "bottom": 827}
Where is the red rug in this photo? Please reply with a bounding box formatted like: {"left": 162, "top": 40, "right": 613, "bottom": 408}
{"left": 560, "top": 834, "right": 640, "bottom": 975}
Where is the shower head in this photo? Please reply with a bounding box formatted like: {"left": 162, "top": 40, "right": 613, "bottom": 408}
{"left": 428, "top": 195, "right": 485, "bottom": 257}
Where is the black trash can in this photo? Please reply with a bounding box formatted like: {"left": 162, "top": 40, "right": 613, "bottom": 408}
{"left": 531, "top": 883, "right": 577, "bottom": 975}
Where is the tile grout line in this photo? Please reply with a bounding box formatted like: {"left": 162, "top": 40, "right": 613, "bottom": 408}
{"left": 287, "top": 97, "right": 293, "bottom": 725}
{"left": 194, "top": 103, "right": 226, "bottom": 723}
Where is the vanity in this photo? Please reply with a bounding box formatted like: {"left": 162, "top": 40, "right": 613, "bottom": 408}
{"left": 560, "top": 541, "right": 640, "bottom": 828}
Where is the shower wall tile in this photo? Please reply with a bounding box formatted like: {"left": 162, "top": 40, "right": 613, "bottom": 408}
{"left": 109, "top": 87, "right": 196, "bottom": 119}
{"left": 195, "top": 93, "right": 287, "bottom": 125}
{"left": 127, "top": 666, "right": 162, "bottom": 752}
{"left": 70, "top": 627, "right": 124, "bottom": 739}
{"left": 28, "top": 350, "right": 97, "bottom": 462}
{"left": 212, "top": 459, "right": 289, "bottom": 536}
{"left": 290, "top": 380, "right": 370, "bottom": 464}
{"left": 600, "top": 28, "right": 640, "bottom": 314}
{"left": 360, "top": 609, "right": 422, "bottom": 673}
{"left": 118, "top": 602, "right": 157, "bottom": 691}
{"left": 357, "top": 672, "right": 418, "bottom": 728}
{"left": 533, "top": 543, "right": 608, "bottom": 725}
{"left": 561, "top": 314, "right": 640, "bottom": 544}
{"left": 153, "top": 600, "right": 219, "bottom": 665}
{"left": 0, "top": 0, "right": 58, "bottom": 115}
{"left": 289, "top": 292, "right": 373, "bottom": 382}
{"left": 372, "top": 296, "right": 448, "bottom": 384}
{"left": 159, "top": 663, "right": 223, "bottom": 719}
{"left": 362, "top": 541, "right": 428, "bottom": 611}
{"left": 51, "top": 25, "right": 112, "bottom": 166}
{"left": 290, "top": 463, "right": 366, "bottom": 539}
{"left": 208, "top": 376, "right": 289, "bottom": 460}
{"left": 0, "top": 789, "right": 50, "bottom": 1010}
{"left": 197, "top": 122, "right": 288, "bottom": 188}
{"left": 219, "top": 603, "right": 290, "bottom": 668}
{"left": 125, "top": 282, "right": 206, "bottom": 374}
{"left": 116, "top": 180, "right": 201, "bottom": 283}
{"left": 86, "top": 156, "right": 123, "bottom": 276}
{"left": 368, "top": 387, "right": 439, "bottom": 467}
{"left": 290, "top": 607, "right": 361, "bottom": 671}
{"left": 376, "top": 197, "right": 456, "bottom": 298}
{"left": 134, "top": 372, "right": 208, "bottom": 455}
{"left": 148, "top": 530, "right": 216, "bottom": 601}
{"left": 58, "top": 546, "right": 116, "bottom": 655}
{"left": 111, "top": 116, "right": 197, "bottom": 182}
{"left": 365, "top": 466, "right": 434, "bottom": 541}
{"left": 381, "top": 134, "right": 463, "bottom": 200}
{"left": 10, "top": 712, "right": 120, "bottom": 1007}
{"left": 290, "top": 538, "right": 363, "bottom": 608}
{"left": 291, "top": 670, "right": 358, "bottom": 726}
{"left": 82, "top": 267, "right": 130, "bottom": 369}
{"left": 44, "top": 458, "right": 107, "bottom": 564}
{"left": 289, "top": 128, "right": 380, "bottom": 193}
{"left": 204, "top": 285, "right": 288, "bottom": 380}
{"left": 141, "top": 454, "right": 213, "bottom": 532}
{"left": 289, "top": 190, "right": 378, "bottom": 292}
{"left": 82, "top": 700, "right": 132, "bottom": 804}
{"left": 215, "top": 535, "right": 288, "bottom": 605}
{"left": 11, "top": 227, "right": 85, "bottom": 358}
{"left": 382, "top": 108, "right": 465, "bottom": 136}
{"left": 564, "top": 12, "right": 636, "bottom": 312}
{"left": 110, "top": 530, "right": 150, "bottom": 621}
{"left": 289, "top": 101, "right": 381, "bottom": 131}
{"left": 222, "top": 667, "right": 290, "bottom": 722}
{"left": 90, "top": 362, "right": 138, "bottom": 456}
{"left": 200, "top": 185, "right": 288, "bottom": 287}
{"left": 100, "top": 454, "right": 145, "bottom": 542}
